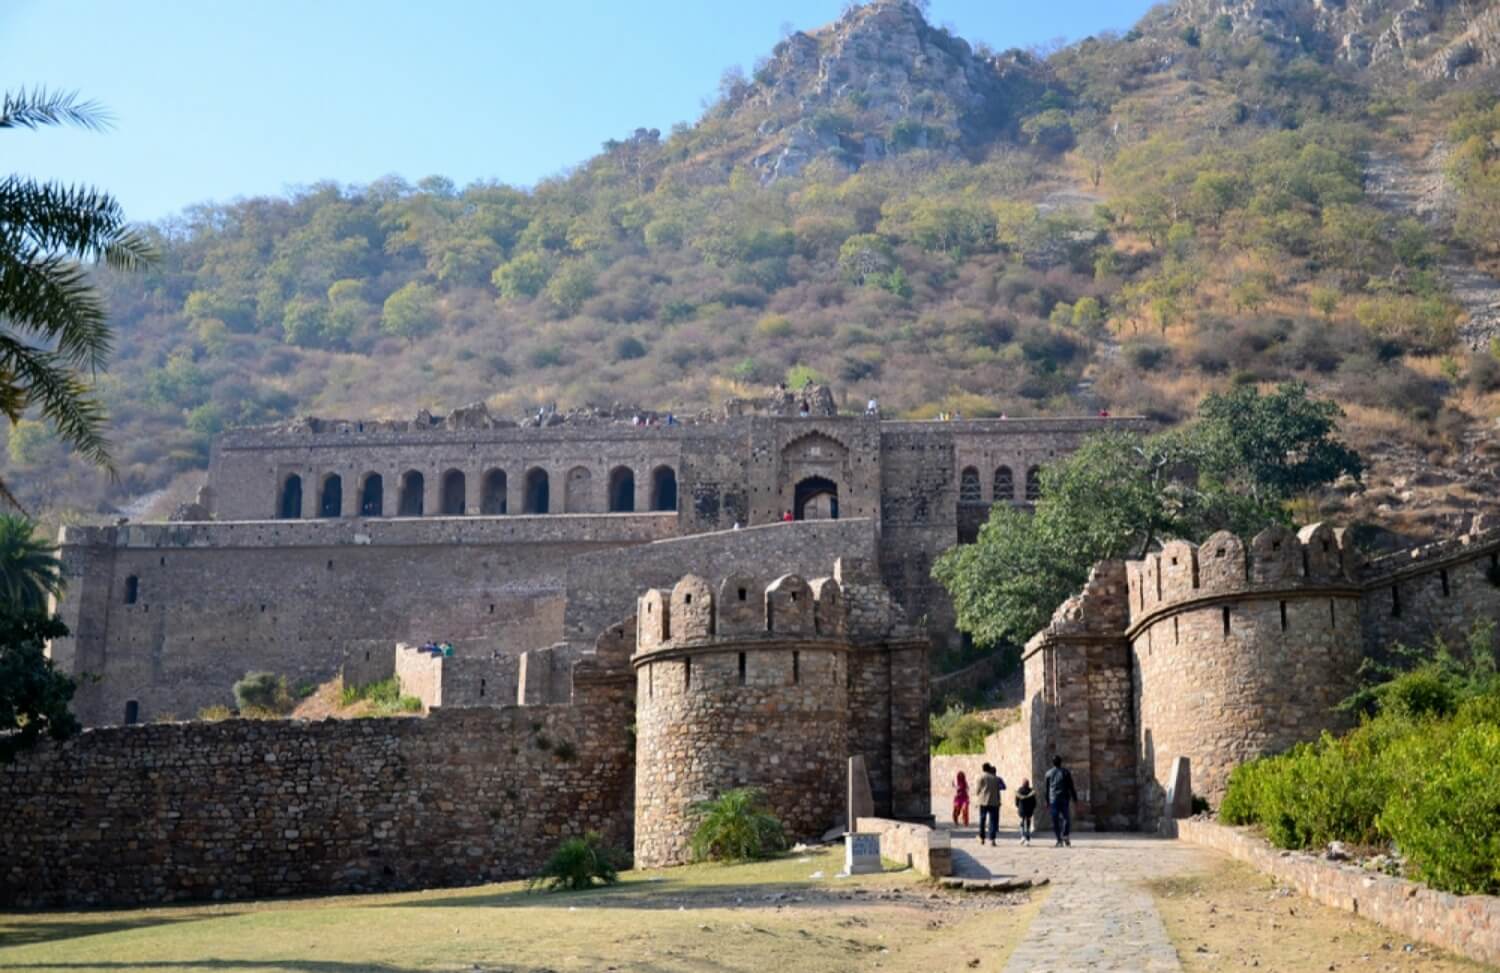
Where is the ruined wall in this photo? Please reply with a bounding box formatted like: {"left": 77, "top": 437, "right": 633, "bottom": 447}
{"left": 1127, "top": 525, "right": 1364, "bottom": 830}
{"left": 1359, "top": 524, "right": 1500, "bottom": 655}
{"left": 52, "top": 515, "right": 674, "bottom": 725}
{"left": 1, "top": 693, "right": 635, "bottom": 908}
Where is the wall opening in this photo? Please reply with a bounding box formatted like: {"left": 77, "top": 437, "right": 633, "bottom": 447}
{"left": 359, "top": 473, "right": 383, "bottom": 517}
{"left": 738, "top": 587, "right": 748, "bottom": 602}
{"left": 792, "top": 651, "right": 800, "bottom": 685}
{"left": 398, "top": 470, "right": 424, "bottom": 517}
{"left": 319, "top": 474, "right": 343, "bottom": 518}
{"left": 738, "top": 652, "right": 746, "bottom": 686}
{"left": 481, "top": 469, "right": 507, "bottom": 515}
{"left": 1025, "top": 466, "right": 1043, "bottom": 502}
{"left": 1440, "top": 569, "right": 1451, "bottom": 598}
{"left": 523, "top": 468, "right": 550, "bottom": 514}
{"left": 479, "top": 678, "right": 486, "bottom": 698}
{"left": 564, "top": 465, "right": 592, "bottom": 513}
{"left": 1173, "top": 616, "right": 1179, "bottom": 644}
{"left": 123, "top": 699, "right": 139, "bottom": 724}
{"left": 278, "top": 474, "right": 303, "bottom": 519}
{"left": 1279, "top": 600, "right": 1288, "bottom": 631}
{"left": 684, "top": 657, "right": 692, "bottom": 690}
{"left": 1330, "top": 599, "right": 1336, "bottom": 628}
{"left": 958, "top": 466, "right": 982, "bottom": 504}
{"left": 794, "top": 475, "right": 839, "bottom": 520}
{"left": 651, "top": 465, "right": 678, "bottom": 512}
{"left": 608, "top": 466, "right": 636, "bottom": 512}
{"left": 441, "top": 469, "right": 466, "bottom": 515}
{"left": 1391, "top": 583, "right": 1402, "bottom": 618}
{"left": 124, "top": 575, "right": 139, "bottom": 605}
{"left": 993, "top": 465, "right": 1014, "bottom": 502}
{"left": 1221, "top": 606, "right": 1231, "bottom": 636}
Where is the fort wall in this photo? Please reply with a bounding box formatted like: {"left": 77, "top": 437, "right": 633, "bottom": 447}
{"left": 1, "top": 696, "right": 635, "bottom": 908}
{"left": 53, "top": 515, "right": 674, "bottom": 725}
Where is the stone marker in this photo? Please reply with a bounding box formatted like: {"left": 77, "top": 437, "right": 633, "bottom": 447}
{"left": 848, "top": 754, "right": 874, "bottom": 827}
{"left": 1165, "top": 756, "right": 1192, "bottom": 820}
{"left": 845, "top": 832, "right": 882, "bottom": 875}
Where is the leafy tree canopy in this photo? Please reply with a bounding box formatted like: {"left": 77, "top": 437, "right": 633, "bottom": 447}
{"left": 934, "top": 383, "right": 1362, "bottom": 648}
{"left": 0, "top": 609, "right": 78, "bottom": 762}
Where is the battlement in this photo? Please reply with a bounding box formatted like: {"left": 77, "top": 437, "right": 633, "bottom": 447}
{"left": 633, "top": 572, "right": 847, "bottom": 655}
{"left": 1360, "top": 520, "right": 1500, "bottom": 581}
{"left": 1125, "top": 523, "right": 1358, "bottom": 626}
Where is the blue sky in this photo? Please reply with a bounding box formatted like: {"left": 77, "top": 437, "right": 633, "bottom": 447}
{"left": 1, "top": 1, "right": 1158, "bottom": 223}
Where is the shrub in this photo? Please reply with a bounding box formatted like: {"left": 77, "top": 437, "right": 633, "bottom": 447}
{"left": 233, "top": 671, "right": 292, "bottom": 715}
{"left": 339, "top": 677, "right": 423, "bottom": 716}
{"left": 529, "top": 831, "right": 625, "bottom": 892}
{"left": 689, "top": 787, "right": 787, "bottom": 862}
{"left": 1125, "top": 342, "right": 1171, "bottom": 371}
{"left": 197, "top": 704, "right": 232, "bottom": 721}
{"left": 929, "top": 704, "right": 996, "bottom": 755}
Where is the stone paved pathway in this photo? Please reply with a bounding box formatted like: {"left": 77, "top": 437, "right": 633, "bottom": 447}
{"left": 944, "top": 823, "right": 1215, "bottom": 972}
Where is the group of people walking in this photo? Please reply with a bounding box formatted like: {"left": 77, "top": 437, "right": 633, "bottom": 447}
{"left": 952, "top": 756, "right": 1081, "bottom": 848}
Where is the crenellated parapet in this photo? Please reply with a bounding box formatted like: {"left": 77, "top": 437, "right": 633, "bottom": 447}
{"left": 1125, "top": 523, "right": 1359, "bottom": 628}
{"left": 634, "top": 571, "right": 849, "bottom": 656}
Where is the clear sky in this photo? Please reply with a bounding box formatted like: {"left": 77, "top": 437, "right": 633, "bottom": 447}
{"left": 1, "top": 1, "right": 1159, "bottom": 224}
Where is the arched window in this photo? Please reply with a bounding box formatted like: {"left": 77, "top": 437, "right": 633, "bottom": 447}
{"left": 359, "top": 473, "right": 383, "bottom": 517}
{"left": 481, "top": 469, "right": 507, "bottom": 515}
{"left": 651, "top": 465, "right": 677, "bottom": 513}
{"left": 523, "top": 467, "right": 550, "bottom": 514}
{"left": 441, "top": 469, "right": 466, "bottom": 515}
{"left": 608, "top": 466, "right": 636, "bottom": 512}
{"left": 124, "top": 575, "right": 139, "bottom": 605}
{"left": 398, "top": 470, "right": 425, "bottom": 517}
{"left": 994, "top": 465, "right": 1014, "bottom": 502}
{"left": 319, "top": 474, "right": 342, "bottom": 518}
{"left": 278, "top": 474, "right": 302, "bottom": 519}
{"left": 959, "top": 466, "right": 982, "bottom": 504}
{"left": 564, "top": 465, "right": 592, "bottom": 513}
{"left": 1025, "top": 465, "right": 1042, "bottom": 502}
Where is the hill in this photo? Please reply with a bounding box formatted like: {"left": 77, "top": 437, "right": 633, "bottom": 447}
{"left": 16, "top": 0, "right": 1500, "bottom": 538}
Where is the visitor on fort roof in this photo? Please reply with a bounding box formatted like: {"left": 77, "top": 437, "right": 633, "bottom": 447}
{"left": 799, "top": 399, "right": 810, "bottom": 417}
{"left": 781, "top": 510, "right": 794, "bottom": 523}
{"left": 952, "top": 770, "right": 971, "bottom": 828}
{"left": 1046, "top": 755, "right": 1080, "bottom": 848}
{"left": 975, "top": 762, "right": 1004, "bottom": 845}
{"left": 1015, "top": 778, "right": 1037, "bottom": 846}
{"left": 866, "top": 397, "right": 878, "bottom": 416}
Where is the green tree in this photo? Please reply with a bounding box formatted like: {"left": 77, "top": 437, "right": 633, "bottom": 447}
{"left": 380, "top": 281, "right": 439, "bottom": 343}
{"left": 0, "top": 88, "right": 154, "bottom": 504}
{"left": 280, "top": 296, "right": 329, "bottom": 347}
{"left": 0, "top": 609, "right": 79, "bottom": 762}
{"left": 935, "top": 387, "right": 1362, "bottom": 649}
{"left": 492, "top": 251, "right": 551, "bottom": 300}
{"left": 0, "top": 515, "right": 62, "bottom": 613}
{"left": 545, "top": 259, "right": 597, "bottom": 314}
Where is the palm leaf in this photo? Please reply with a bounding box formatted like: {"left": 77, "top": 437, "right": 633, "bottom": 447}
{"left": 0, "top": 248, "right": 112, "bottom": 372}
{"left": 0, "top": 87, "right": 110, "bottom": 132}
{"left": 0, "top": 335, "right": 112, "bottom": 470}
{"left": 0, "top": 177, "right": 154, "bottom": 271}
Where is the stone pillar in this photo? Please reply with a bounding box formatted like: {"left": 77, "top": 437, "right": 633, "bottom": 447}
{"left": 465, "top": 469, "right": 482, "bottom": 516}
{"left": 423, "top": 470, "right": 441, "bottom": 517}
{"left": 342, "top": 471, "right": 358, "bottom": 518}
{"left": 300, "top": 467, "right": 318, "bottom": 519}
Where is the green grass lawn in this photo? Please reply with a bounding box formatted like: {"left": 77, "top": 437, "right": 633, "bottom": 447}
{"left": 0, "top": 848, "right": 1039, "bottom": 973}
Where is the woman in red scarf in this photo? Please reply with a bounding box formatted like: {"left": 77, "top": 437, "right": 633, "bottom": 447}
{"left": 952, "top": 770, "right": 971, "bottom": 827}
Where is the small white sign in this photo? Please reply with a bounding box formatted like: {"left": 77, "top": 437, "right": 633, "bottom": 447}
{"left": 845, "top": 832, "right": 882, "bottom": 875}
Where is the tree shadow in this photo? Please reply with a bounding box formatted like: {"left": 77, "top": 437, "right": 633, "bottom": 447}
{"left": 0, "top": 914, "right": 232, "bottom": 950}
{"left": 397, "top": 876, "right": 855, "bottom": 912}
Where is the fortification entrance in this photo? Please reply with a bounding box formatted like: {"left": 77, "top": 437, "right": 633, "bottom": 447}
{"left": 795, "top": 475, "right": 839, "bottom": 520}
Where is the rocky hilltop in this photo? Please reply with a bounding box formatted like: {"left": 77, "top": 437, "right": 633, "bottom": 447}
{"left": 1157, "top": 0, "right": 1500, "bottom": 78}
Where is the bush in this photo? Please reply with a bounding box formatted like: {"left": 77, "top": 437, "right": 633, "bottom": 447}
{"left": 689, "top": 787, "right": 787, "bottom": 862}
{"left": 197, "top": 704, "right": 232, "bottom": 721}
{"left": 929, "top": 704, "right": 997, "bottom": 755}
{"left": 529, "top": 831, "right": 625, "bottom": 892}
{"left": 339, "top": 677, "right": 423, "bottom": 716}
{"left": 232, "top": 671, "right": 292, "bottom": 715}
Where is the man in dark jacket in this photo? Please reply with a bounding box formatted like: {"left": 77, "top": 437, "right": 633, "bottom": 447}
{"left": 974, "top": 762, "right": 1005, "bottom": 845}
{"left": 1044, "top": 755, "right": 1079, "bottom": 847}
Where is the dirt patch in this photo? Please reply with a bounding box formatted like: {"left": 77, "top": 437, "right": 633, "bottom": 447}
{"left": 1150, "top": 857, "right": 1493, "bottom": 972}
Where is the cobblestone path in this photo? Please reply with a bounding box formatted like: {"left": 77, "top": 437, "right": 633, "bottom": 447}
{"left": 947, "top": 825, "right": 1214, "bottom": 972}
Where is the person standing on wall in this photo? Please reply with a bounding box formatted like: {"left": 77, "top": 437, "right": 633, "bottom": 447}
{"left": 1046, "top": 755, "right": 1079, "bottom": 847}
{"left": 1014, "top": 778, "right": 1037, "bottom": 846}
{"left": 975, "top": 762, "right": 1005, "bottom": 846}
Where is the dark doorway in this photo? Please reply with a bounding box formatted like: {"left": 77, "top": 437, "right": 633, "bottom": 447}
{"left": 794, "top": 476, "right": 839, "bottom": 520}
{"left": 524, "top": 468, "right": 550, "bottom": 514}
{"left": 279, "top": 474, "right": 302, "bottom": 519}
{"left": 609, "top": 466, "right": 636, "bottom": 512}
{"left": 360, "top": 474, "right": 383, "bottom": 516}
{"left": 320, "top": 474, "right": 342, "bottom": 518}
{"left": 399, "top": 471, "right": 424, "bottom": 516}
{"left": 481, "top": 469, "right": 507, "bottom": 514}
{"left": 651, "top": 466, "right": 677, "bottom": 512}
{"left": 124, "top": 700, "right": 139, "bottom": 725}
{"left": 124, "top": 575, "right": 139, "bottom": 605}
{"left": 441, "top": 469, "right": 466, "bottom": 515}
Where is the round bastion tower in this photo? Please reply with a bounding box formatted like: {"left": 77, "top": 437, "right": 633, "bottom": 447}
{"left": 632, "top": 572, "right": 850, "bottom": 868}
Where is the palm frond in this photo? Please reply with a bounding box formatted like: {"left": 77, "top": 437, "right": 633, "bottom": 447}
{"left": 0, "top": 176, "right": 155, "bottom": 269}
{"left": 0, "top": 87, "right": 111, "bottom": 132}
{"left": 0, "top": 474, "right": 28, "bottom": 518}
{"left": 0, "top": 248, "right": 112, "bottom": 371}
{"left": 0, "top": 335, "right": 112, "bottom": 472}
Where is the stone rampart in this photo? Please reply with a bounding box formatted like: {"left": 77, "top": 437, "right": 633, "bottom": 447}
{"left": 51, "top": 515, "right": 673, "bottom": 726}
{"left": 1, "top": 695, "right": 634, "bottom": 909}
{"left": 1178, "top": 819, "right": 1500, "bottom": 968}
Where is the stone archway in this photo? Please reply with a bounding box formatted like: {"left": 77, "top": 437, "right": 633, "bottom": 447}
{"left": 795, "top": 476, "right": 839, "bottom": 520}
